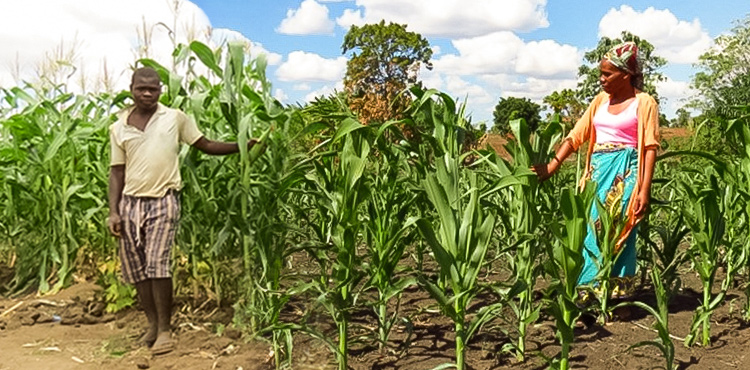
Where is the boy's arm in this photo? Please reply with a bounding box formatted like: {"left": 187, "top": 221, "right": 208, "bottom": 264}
{"left": 191, "top": 136, "right": 258, "bottom": 156}
{"left": 108, "top": 165, "right": 125, "bottom": 237}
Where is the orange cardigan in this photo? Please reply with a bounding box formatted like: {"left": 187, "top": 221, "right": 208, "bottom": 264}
{"left": 565, "top": 91, "right": 660, "bottom": 249}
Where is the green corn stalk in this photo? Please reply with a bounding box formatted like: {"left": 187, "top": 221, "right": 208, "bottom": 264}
{"left": 416, "top": 166, "right": 496, "bottom": 370}
{"left": 0, "top": 88, "right": 110, "bottom": 294}
{"left": 172, "top": 41, "right": 303, "bottom": 369}
{"left": 406, "top": 88, "right": 514, "bottom": 370}
{"left": 480, "top": 116, "right": 562, "bottom": 361}
{"left": 295, "top": 117, "right": 370, "bottom": 370}
{"left": 718, "top": 109, "right": 750, "bottom": 321}
{"left": 589, "top": 195, "right": 628, "bottom": 322}
{"left": 682, "top": 175, "right": 728, "bottom": 347}
{"left": 641, "top": 201, "right": 689, "bottom": 302}
{"left": 545, "top": 184, "right": 596, "bottom": 370}
{"left": 615, "top": 266, "right": 678, "bottom": 370}
{"left": 363, "top": 123, "right": 419, "bottom": 351}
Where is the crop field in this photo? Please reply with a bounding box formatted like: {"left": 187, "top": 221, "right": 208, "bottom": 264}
{"left": 1, "top": 40, "right": 750, "bottom": 370}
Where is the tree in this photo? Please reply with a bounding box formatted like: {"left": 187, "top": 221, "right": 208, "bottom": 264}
{"left": 691, "top": 15, "right": 750, "bottom": 119}
{"left": 672, "top": 107, "right": 692, "bottom": 127}
{"left": 542, "top": 89, "right": 586, "bottom": 129}
{"left": 492, "top": 96, "right": 541, "bottom": 135}
{"left": 577, "top": 31, "right": 666, "bottom": 104}
{"left": 342, "top": 21, "right": 432, "bottom": 124}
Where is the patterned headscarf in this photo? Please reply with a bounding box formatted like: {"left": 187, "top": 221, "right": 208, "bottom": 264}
{"left": 604, "top": 41, "right": 644, "bottom": 89}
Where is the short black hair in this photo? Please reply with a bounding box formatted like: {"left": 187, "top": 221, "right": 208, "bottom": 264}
{"left": 131, "top": 67, "right": 160, "bottom": 84}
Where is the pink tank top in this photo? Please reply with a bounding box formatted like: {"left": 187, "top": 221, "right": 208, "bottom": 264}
{"left": 593, "top": 98, "right": 639, "bottom": 147}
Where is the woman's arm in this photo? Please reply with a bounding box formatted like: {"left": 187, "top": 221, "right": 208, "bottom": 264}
{"left": 532, "top": 139, "right": 575, "bottom": 182}
{"left": 634, "top": 146, "right": 657, "bottom": 216}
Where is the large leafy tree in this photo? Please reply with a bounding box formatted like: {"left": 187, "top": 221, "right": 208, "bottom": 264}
{"left": 492, "top": 96, "right": 541, "bottom": 134}
{"left": 342, "top": 21, "right": 432, "bottom": 124}
{"left": 691, "top": 15, "right": 750, "bottom": 119}
{"left": 542, "top": 88, "right": 586, "bottom": 129}
{"left": 577, "top": 31, "right": 666, "bottom": 103}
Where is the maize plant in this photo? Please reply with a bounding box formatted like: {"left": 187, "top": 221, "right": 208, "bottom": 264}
{"left": 410, "top": 89, "right": 515, "bottom": 370}
{"left": 682, "top": 174, "right": 728, "bottom": 347}
{"left": 616, "top": 267, "right": 677, "bottom": 370}
{"left": 142, "top": 41, "right": 303, "bottom": 368}
{"left": 717, "top": 107, "right": 750, "bottom": 321}
{"left": 0, "top": 88, "right": 110, "bottom": 294}
{"left": 299, "top": 117, "right": 371, "bottom": 370}
{"left": 482, "top": 116, "right": 562, "bottom": 361}
{"left": 588, "top": 195, "right": 628, "bottom": 322}
{"left": 546, "top": 184, "right": 596, "bottom": 370}
{"left": 640, "top": 191, "right": 689, "bottom": 300}
{"left": 363, "top": 123, "right": 419, "bottom": 350}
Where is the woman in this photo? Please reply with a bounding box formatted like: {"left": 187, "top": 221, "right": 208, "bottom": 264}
{"left": 535, "top": 42, "right": 660, "bottom": 300}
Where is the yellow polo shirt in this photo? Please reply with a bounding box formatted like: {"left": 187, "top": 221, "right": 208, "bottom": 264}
{"left": 110, "top": 104, "right": 203, "bottom": 198}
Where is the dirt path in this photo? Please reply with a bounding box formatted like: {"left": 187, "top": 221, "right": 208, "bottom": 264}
{"left": 3, "top": 267, "right": 750, "bottom": 369}
{"left": 0, "top": 282, "right": 272, "bottom": 370}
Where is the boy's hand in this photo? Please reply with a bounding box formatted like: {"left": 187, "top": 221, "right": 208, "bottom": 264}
{"left": 108, "top": 212, "right": 122, "bottom": 237}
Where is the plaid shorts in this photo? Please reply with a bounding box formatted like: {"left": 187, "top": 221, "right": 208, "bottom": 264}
{"left": 118, "top": 190, "right": 180, "bottom": 284}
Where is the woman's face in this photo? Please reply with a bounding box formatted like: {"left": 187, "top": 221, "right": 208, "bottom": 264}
{"left": 599, "top": 59, "right": 631, "bottom": 94}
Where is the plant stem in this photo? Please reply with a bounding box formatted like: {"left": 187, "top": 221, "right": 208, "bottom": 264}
{"left": 338, "top": 315, "right": 348, "bottom": 370}
{"left": 377, "top": 292, "right": 387, "bottom": 350}
{"left": 703, "top": 280, "right": 711, "bottom": 346}
{"left": 455, "top": 317, "right": 466, "bottom": 370}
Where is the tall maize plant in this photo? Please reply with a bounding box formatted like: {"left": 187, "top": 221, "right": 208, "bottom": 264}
{"left": 298, "top": 117, "right": 371, "bottom": 370}
{"left": 410, "top": 88, "right": 515, "bottom": 370}
{"left": 486, "top": 117, "right": 562, "bottom": 361}
{"left": 717, "top": 107, "right": 750, "bottom": 320}
{"left": 140, "top": 41, "right": 302, "bottom": 368}
{"left": 363, "top": 123, "right": 419, "bottom": 351}
{"left": 545, "top": 185, "right": 596, "bottom": 370}
{"left": 0, "top": 87, "right": 112, "bottom": 294}
{"left": 682, "top": 174, "right": 735, "bottom": 347}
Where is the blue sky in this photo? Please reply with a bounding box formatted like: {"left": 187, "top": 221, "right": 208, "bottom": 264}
{"left": 1, "top": 1, "right": 749, "bottom": 122}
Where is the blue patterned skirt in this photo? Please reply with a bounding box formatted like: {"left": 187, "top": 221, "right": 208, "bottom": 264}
{"left": 577, "top": 144, "right": 639, "bottom": 297}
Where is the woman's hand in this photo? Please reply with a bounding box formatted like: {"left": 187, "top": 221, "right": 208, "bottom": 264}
{"left": 633, "top": 190, "right": 650, "bottom": 217}
{"left": 531, "top": 161, "right": 556, "bottom": 182}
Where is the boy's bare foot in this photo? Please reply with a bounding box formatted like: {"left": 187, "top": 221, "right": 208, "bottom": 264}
{"left": 150, "top": 332, "right": 174, "bottom": 355}
{"left": 141, "top": 327, "right": 158, "bottom": 347}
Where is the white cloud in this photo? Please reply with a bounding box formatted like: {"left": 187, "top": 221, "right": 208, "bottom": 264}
{"left": 443, "top": 76, "right": 495, "bottom": 106}
{"left": 515, "top": 40, "right": 580, "bottom": 78}
{"left": 0, "top": 0, "right": 284, "bottom": 93}
{"left": 434, "top": 32, "right": 522, "bottom": 75}
{"left": 433, "top": 32, "right": 579, "bottom": 79}
{"left": 293, "top": 83, "right": 312, "bottom": 91}
{"left": 303, "top": 82, "right": 344, "bottom": 102}
{"left": 598, "top": 5, "right": 712, "bottom": 64}
{"left": 656, "top": 77, "right": 695, "bottom": 117}
{"left": 420, "top": 69, "right": 444, "bottom": 91}
{"left": 336, "top": 0, "right": 549, "bottom": 37}
{"left": 275, "top": 51, "right": 347, "bottom": 82}
{"left": 335, "top": 9, "right": 365, "bottom": 28}
{"left": 211, "top": 28, "right": 283, "bottom": 65}
{"left": 0, "top": 0, "right": 215, "bottom": 90}
{"left": 493, "top": 76, "right": 577, "bottom": 101}
{"left": 274, "top": 88, "right": 289, "bottom": 102}
{"left": 277, "top": 0, "right": 335, "bottom": 35}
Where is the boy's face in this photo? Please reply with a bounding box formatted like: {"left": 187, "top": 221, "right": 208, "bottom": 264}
{"left": 130, "top": 76, "right": 161, "bottom": 111}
